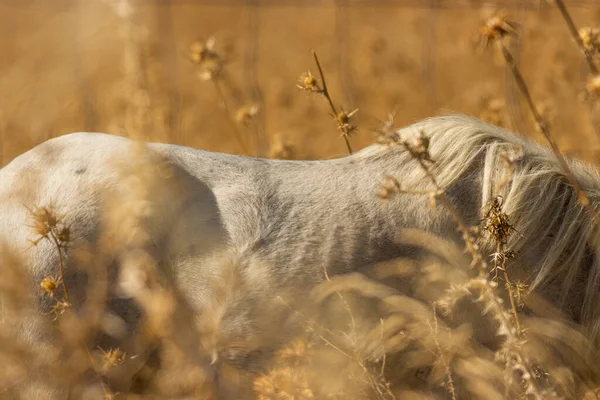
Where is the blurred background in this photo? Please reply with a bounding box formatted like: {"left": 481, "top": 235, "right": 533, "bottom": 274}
{"left": 2, "top": 0, "right": 600, "bottom": 164}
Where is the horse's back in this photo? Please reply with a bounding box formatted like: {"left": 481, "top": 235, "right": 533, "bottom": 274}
{"left": 0, "top": 133, "right": 133, "bottom": 274}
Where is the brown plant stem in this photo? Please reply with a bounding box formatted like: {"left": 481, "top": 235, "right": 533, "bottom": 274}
{"left": 47, "top": 226, "right": 112, "bottom": 397}
{"left": 393, "top": 138, "right": 545, "bottom": 398}
{"left": 49, "top": 231, "right": 70, "bottom": 304}
{"left": 431, "top": 309, "right": 457, "bottom": 400}
{"left": 499, "top": 42, "right": 600, "bottom": 225}
{"left": 312, "top": 51, "right": 353, "bottom": 155}
{"left": 554, "top": 0, "right": 599, "bottom": 75}
{"left": 497, "top": 242, "right": 522, "bottom": 335}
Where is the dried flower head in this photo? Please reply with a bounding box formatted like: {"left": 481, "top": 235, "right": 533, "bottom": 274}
{"left": 579, "top": 27, "right": 600, "bottom": 53}
{"left": 235, "top": 104, "right": 260, "bottom": 125}
{"left": 269, "top": 136, "right": 295, "bottom": 160}
{"left": 29, "top": 206, "right": 59, "bottom": 244}
{"left": 28, "top": 205, "right": 72, "bottom": 251}
{"left": 377, "top": 176, "right": 401, "bottom": 200}
{"left": 491, "top": 249, "right": 516, "bottom": 264}
{"left": 506, "top": 281, "right": 528, "bottom": 309}
{"left": 189, "top": 36, "right": 223, "bottom": 81}
{"left": 413, "top": 130, "right": 431, "bottom": 158}
{"left": 477, "top": 11, "right": 518, "bottom": 52}
{"left": 376, "top": 112, "right": 401, "bottom": 147}
{"left": 101, "top": 347, "right": 126, "bottom": 372}
{"left": 586, "top": 74, "right": 600, "bottom": 98}
{"left": 296, "top": 51, "right": 355, "bottom": 154}
{"left": 40, "top": 275, "right": 61, "bottom": 298}
{"left": 296, "top": 70, "right": 321, "bottom": 94}
{"left": 46, "top": 299, "right": 71, "bottom": 321}
{"left": 481, "top": 195, "right": 516, "bottom": 245}
{"left": 189, "top": 36, "right": 217, "bottom": 65}
{"left": 377, "top": 131, "right": 399, "bottom": 147}
{"left": 335, "top": 108, "right": 358, "bottom": 138}
{"left": 401, "top": 129, "right": 434, "bottom": 164}
{"left": 56, "top": 226, "right": 71, "bottom": 246}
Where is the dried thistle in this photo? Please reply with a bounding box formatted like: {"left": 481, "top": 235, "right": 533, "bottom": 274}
{"left": 334, "top": 108, "right": 359, "bottom": 139}
{"left": 376, "top": 112, "right": 400, "bottom": 147}
{"left": 296, "top": 70, "right": 321, "bottom": 94}
{"left": 585, "top": 74, "right": 600, "bottom": 99}
{"left": 579, "top": 27, "right": 600, "bottom": 54}
{"left": 28, "top": 205, "right": 72, "bottom": 303}
{"left": 100, "top": 347, "right": 125, "bottom": 372}
{"left": 402, "top": 129, "right": 434, "bottom": 164}
{"left": 56, "top": 226, "right": 71, "bottom": 246}
{"left": 481, "top": 196, "right": 516, "bottom": 246}
{"left": 189, "top": 36, "right": 223, "bottom": 82}
{"left": 479, "top": 4, "right": 600, "bottom": 225}
{"left": 491, "top": 249, "right": 516, "bottom": 265}
{"left": 380, "top": 126, "right": 547, "bottom": 397}
{"left": 481, "top": 196, "right": 525, "bottom": 340}
{"left": 29, "top": 206, "right": 59, "bottom": 245}
{"left": 45, "top": 299, "right": 71, "bottom": 321}
{"left": 189, "top": 36, "right": 217, "bottom": 65}
{"left": 188, "top": 36, "right": 250, "bottom": 155}
{"left": 506, "top": 281, "right": 528, "bottom": 309}
{"left": 377, "top": 176, "right": 401, "bottom": 200}
{"left": 269, "top": 136, "right": 295, "bottom": 160}
{"left": 235, "top": 104, "right": 260, "bottom": 125}
{"left": 28, "top": 206, "right": 71, "bottom": 248}
{"left": 297, "top": 51, "right": 354, "bottom": 154}
{"left": 477, "top": 11, "right": 518, "bottom": 52}
{"left": 555, "top": 0, "right": 599, "bottom": 75}
{"left": 40, "top": 275, "right": 60, "bottom": 299}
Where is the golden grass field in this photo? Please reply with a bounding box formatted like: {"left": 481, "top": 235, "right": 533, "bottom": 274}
{"left": 5, "top": 1, "right": 600, "bottom": 399}
{"left": 3, "top": 1, "right": 600, "bottom": 163}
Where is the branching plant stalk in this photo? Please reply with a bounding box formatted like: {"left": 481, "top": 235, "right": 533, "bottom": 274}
{"left": 435, "top": 193, "right": 544, "bottom": 399}
{"left": 552, "top": 0, "right": 600, "bottom": 141}
{"left": 498, "top": 42, "right": 600, "bottom": 225}
{"left": 45, "top": 225, "right": 111, "bottom": 397}
{"left": 393, "top": 139, "right": 545, "bottom": 398}
{"left": 431, "top": 308, "right": 457, "bottom": 400}
{"left": 312, "top": 51, "right": 353, "bottom": 155}
{"left": 49, "top": 231, "right": 70, "bottom": 304}
{"left": 497, "top": 242, "right": 522, "bottom": 335}
{"left": 554, "top": 0, "right": 599, "bottom": 75}
{"left": 323, "top": 264, "right": 357, "bottom": 345}
{"left": 322, "top": 264, "right": 395, "bottom": 400}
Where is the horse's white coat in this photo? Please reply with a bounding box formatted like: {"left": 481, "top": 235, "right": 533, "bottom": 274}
{"left": 2, "top": 114, "right": 600, "bottom": 397}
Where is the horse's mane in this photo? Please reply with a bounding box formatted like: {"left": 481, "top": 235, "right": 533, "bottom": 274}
{"left": 359, "top": 114, "right": 600, "bottom": 341}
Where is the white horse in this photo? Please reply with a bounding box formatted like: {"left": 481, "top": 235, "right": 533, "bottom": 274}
{"left": 1, "top": 114, "right": 599, "bottom": 398}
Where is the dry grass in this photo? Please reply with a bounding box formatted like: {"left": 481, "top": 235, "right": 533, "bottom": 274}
{"left": 3, "top": 0, "right": 600, "bottom": 399}
{"left": 3, "top": 1, "right": 600, "bottom": 162}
